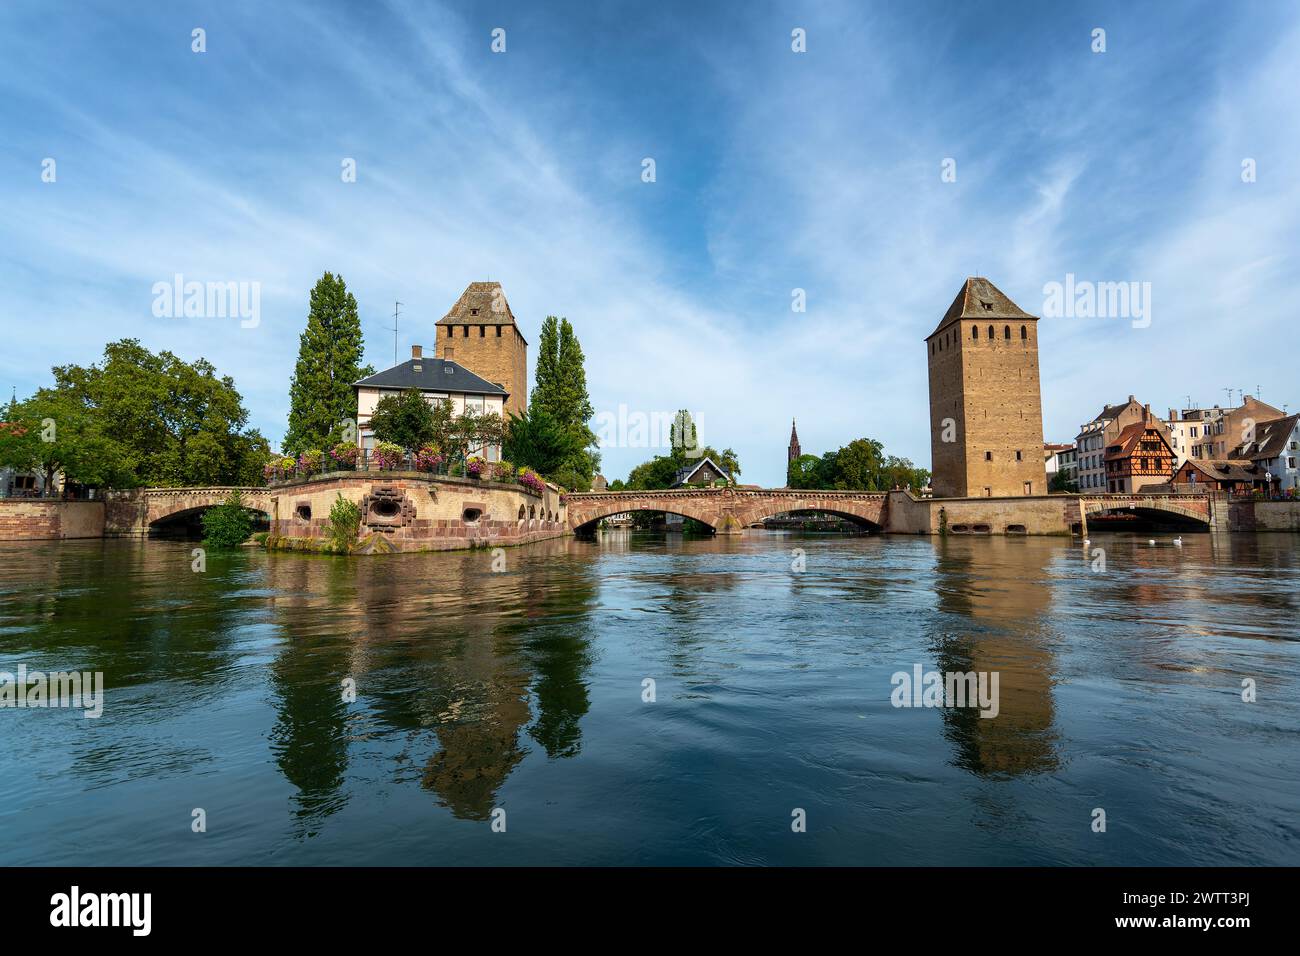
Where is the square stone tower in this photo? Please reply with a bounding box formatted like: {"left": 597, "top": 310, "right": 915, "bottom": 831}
{"left": 926, "top": 278, "right": 1046, "bottom": 498}
{"left": 435, "top": 281, "right": 529, "bottom": 418}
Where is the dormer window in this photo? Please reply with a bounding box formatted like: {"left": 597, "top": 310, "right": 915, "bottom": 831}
{"left": 413, "top": 364, "right": 422, "bottom": 372}
{"left": 470, "top": 308, "right": 479, "bottom": 316}
{"left": 981, "top": 300, "right": 993, "bottom": 311}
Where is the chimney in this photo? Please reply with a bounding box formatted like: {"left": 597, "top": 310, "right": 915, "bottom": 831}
{"left": 1168, "top": 408, "right": 1178, "bottom": 421}
{"left": 1128, "top": 394, "right": 1135, "bottom": 403}
{"left": 411, "top": 344, "right": 423, "bottom": 360}
{"left": 1143, "top": 403, "right": 1151, "bottom": 422}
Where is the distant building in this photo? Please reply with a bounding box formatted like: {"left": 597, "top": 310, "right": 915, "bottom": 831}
{"left": 434, "top": 281, "right": 529, "bottom": 419}
{"left": 1044, "top": 443, "right": 1076, "bottom": 486}
{"left": 1172, "top": 458, "right": 1269, "bottom": 494}
{"left": 1103, "top": 410, "right": 1175, "bottom": 492}
{"left": 788, "top": 419, "right": 801, "bottom": 467}
{"left": 925, "top": 278, "right": 1046, "bottom": 498}
{"left": 1076, "top": 396, "right": 1146, "bottom": 492}
{"left": 354, "top": 345, "right": 508, "bottom": 460}
{"left": 1228, "top": 412, "right": 1300, "bottom": 492}
{"left": 672, "top": 456, "right": 732, "bottom": 488}
{"left": 1179, "top": 396, "right": 1284, "bottom": 460}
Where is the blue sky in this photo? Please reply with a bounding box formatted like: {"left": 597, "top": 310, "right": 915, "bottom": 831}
{"left": 2, "top": 0, "right": 1298, "bottom": 487}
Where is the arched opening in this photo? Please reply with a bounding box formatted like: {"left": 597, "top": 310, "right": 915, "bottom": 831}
{"left": 1085, "top": 506, "right": 1209, "bottom": 533}
{"left": 371, "top": 498, "right": 401, "bottom": 519}
{"left": 148, "top": 504, "right": 270, "bottom": 539}
{"left": 462, "top": 507, "right": 482, "bottom": 524}
{"left": 752, "top": 508, "right": 882, "bottom": 533}
{"left": 573, "top": 508, "right": 718, "bottom": 536}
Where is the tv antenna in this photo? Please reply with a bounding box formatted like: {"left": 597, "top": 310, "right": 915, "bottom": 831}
{"left": 388, "top": 301, "right": 403, "bottom": 367}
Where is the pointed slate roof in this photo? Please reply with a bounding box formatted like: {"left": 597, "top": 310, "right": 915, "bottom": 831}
{"left": 927, "top": 277, "right": 1035, "bottom": 339}
{"left": 437, "top": 281, "right": 518, "bottom": 327}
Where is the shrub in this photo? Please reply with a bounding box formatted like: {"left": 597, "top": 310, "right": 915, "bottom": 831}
{"left": 325, "top": 494, "right": 361, "bottom": 552}
{"left": 202, "top": 490, "right": 254, "bottom": 548}
{"left": 493, "top": 460, "right": 517, "bottom": 482}
{"left": 466, "top": 456, "right": 487, "bottom": 478}
{"left": 372, "top": 441, "right": 404, "bottom": 471}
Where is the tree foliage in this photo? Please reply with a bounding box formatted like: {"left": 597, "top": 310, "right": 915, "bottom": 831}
{"left": 523, "top": 316, "right": 598, "bottom": 490}
{"left": 621, "top": 410, "right": 741, "bottom": 491}
{"left": 284, "top": 272, "right": 372, "bottom": 455}
{"left": 0, "top": 339, "right": 268, "bottom": 490}
{"left": 201, "top": 490, "right": 254, "bottom": 548}
{"left": 368, "top": 388, "right": 442, "bottom": 452}
{"left": 785, "top": 436, "right": 929, "bottom": 492}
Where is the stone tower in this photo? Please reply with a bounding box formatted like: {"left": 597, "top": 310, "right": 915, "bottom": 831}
{"left": 926, "top": 278, "right": 1046, "bottom": 498}
{"left": 435, "top": 282, "right": 529, "bottom": 418}
{"left": 788, "top": 419, "right": 801, "bottom": 465}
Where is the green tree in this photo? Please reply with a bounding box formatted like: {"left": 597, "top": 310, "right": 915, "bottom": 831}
{"left": 831, "top": 438, "right": 885, "bottom": 490}
{"left": 284, "top": 273, "right": 372, "bottom": 455}
{"left": 1049, "top": 470, "right": 1079, "bottom": 494}
{"left": 47, "top": 339, "right": 268, "bottom": 487}
{"left": 368, "top": 388, "right": 443, "bottom": 451}
{"left": 503, "top": 405, "right": 584, "bottom": 478}
{"left": 787, "top": 453, "right": 824, "bottom": 489}
{"left": 201, "top": 490, "right": 254, "bottom": 548}
{"left": 529, "top": 316, "right": 598, "bottom": 489}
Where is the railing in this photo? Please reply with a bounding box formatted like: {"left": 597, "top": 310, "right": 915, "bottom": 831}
{"left": 265, "top": 451, "right": 546, "bottom": 496}
{"left": 0, "top": 487, "right": 98, "bottom": 500}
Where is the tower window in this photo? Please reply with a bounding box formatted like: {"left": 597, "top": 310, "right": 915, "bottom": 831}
{"left": 1020, "top": 325, "right": 1027, "bottom": 339}
{"left": 462, "top": 325, "right": 469, "bottom": 337}
{"left": 479, "top": 325, "right": 485, "bottom": 336}
{"left": 446, "top": 325, "right": 453, "bottom": 337}
{"left": 1016, "top": 450, "right": 1022, "bottom": 461}
{"left": 972, "top": 326, "right": 978, "bottom": 340}
{"left": 496, "top": 326, "right": 501, "bottom": 337}
{"left": 988, "top": 324, "right": 994, "bottom": 339}
{"left": 985, "top": 451, "right": 992, "bottom": 461}
{"left": 1003, "top": 325, "right": 1011, "bottom": 339}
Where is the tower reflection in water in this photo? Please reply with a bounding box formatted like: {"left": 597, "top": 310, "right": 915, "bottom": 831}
{"left": 931, "top": 538, "right": 1060, "bottom": 777}
{"left": 263, "top": 539, "right": 597, "bottom": 824}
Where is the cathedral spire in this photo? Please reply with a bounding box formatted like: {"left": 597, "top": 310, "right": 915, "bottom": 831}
{"left": 788, "top": 419, "right": 801, "bottom": 464}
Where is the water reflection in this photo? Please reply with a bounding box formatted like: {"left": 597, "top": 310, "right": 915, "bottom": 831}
{"left": 932, "top": 539, "right": 1059, "bottom": 777}
{"left": 261, "top": 540, "right": 598, "bottom": 822}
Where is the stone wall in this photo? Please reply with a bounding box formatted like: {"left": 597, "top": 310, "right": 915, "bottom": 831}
{"left": 0, "top": 499, "right": 105, "bottom": 539}
{"left": 884, "top": 491, "right": 1079, "bottom": 536}
{"left": 1242, "top": 499, "right": 1300, "bottom": 532}
{"left": 266, "top": 472, "right": 567, "bottom": 552}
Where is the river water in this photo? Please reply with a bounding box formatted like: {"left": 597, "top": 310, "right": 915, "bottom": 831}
{"left": 1, "top": 531, "right": 1297, "bottom": 865}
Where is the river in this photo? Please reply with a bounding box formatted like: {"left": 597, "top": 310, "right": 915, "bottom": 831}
{"left": 1, "top": 531, "right": 1297, "bottom": 865}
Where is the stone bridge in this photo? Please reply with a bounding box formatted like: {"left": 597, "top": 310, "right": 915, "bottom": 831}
{"left": 105, "top": 487, "right": 271, "bottom": 536}
{"left": 566, "top": 487, "right": 888, "bottom": 534}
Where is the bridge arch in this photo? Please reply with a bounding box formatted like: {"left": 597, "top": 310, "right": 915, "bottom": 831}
{"left": 1080, "top": 495, "right": 1211, "bottom": 530}
{"left": 568, "top": 499, "right": 723, "bottom": 534}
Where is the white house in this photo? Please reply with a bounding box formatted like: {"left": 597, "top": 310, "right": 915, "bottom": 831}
{"left": 1230, "top": 412, "right": 1300, "bottom": 493}
{"left": 354, "top": 345, "right": 508, "bottom": 461}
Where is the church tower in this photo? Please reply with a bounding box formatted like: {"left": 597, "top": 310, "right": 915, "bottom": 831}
{"left": 435, "top": 282, "right": 529, "bottom": 418}
{"left": 926, "top": 278, "right": 1046, "bottom": 498}
{"left": 788, "top": 419, "right": 801, "bottom": 465}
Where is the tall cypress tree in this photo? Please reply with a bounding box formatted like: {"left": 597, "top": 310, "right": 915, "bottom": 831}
{"left": 527, "top": 316, "right": 598, "bottom": 489}
{"left": 284, "top": 272, "right": 372, "bottom": 455}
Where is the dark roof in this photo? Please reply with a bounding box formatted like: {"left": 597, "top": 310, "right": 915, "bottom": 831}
{"left": 671, "top": 456, "right": 732, "bottom": 487}
{"left": 1092, "top": 397, "right": 1138, "bottom": 423}
{"left": 437, "top": 281, "right": 517, "bottom": 326}
{"left": 1229, "top": 413, "right": 1299, "bottom": 461}
{"left": 927, "top": 277, "right": 1035, "bottom": 339}
{"left": 354, "top": 358, "right": 508, "bottom": 396}
{"left": 1176, "top": 459, "right": 1265, "bottom": 483}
